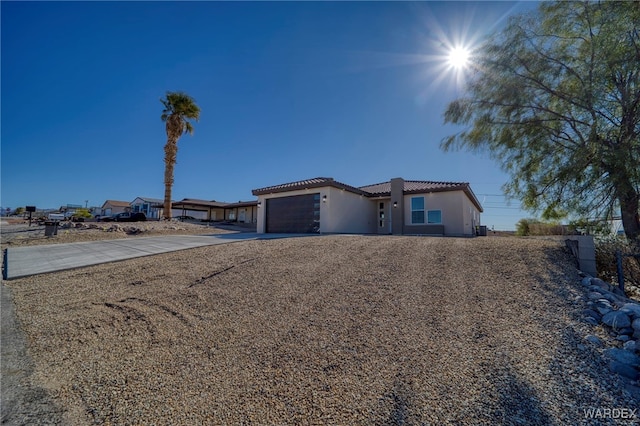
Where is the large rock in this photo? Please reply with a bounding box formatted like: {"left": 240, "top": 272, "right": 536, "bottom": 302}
{"left": 591, "top": 278, "right": 611, "bottom": 290}
{"left": 609, "top": 361, "right": 639, "bottom": 380}
{"left": 605, "top": 348, "right": 640, "bottom": 367}
{"left": 587, "top": 292, "right": 604, "bottom": 300}
{"left": 582, "top": 309, "right": 601, "bottom": 321}
{"left": 623, "top": 340, "right": 637, "bottom": 352}
{"left": 620, "top": 303, "right": 640, "bottom": 318}
{"left": 602, "top": 311, "right": 631, "bottom": 329}
{"left": 633, "top": 318, "right": 640, "bottom": 331}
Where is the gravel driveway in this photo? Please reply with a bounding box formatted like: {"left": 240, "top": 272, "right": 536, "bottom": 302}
{"left": 2, "top": 235, "right": 637, "bottom": 424}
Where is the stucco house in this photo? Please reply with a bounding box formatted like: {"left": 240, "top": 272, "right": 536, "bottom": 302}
{"left": 171, "top": 198, "right": 258, "bottom": 224}
{"left": 130, "top": 197, "right": 165, "bottom": 219}
{"left": 101, "top": 200, "right": 131, "bottom": 217}
{"left": 252, "top": 177, "right": 483, "bottom": 236}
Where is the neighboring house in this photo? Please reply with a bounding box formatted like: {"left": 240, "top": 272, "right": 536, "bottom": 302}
{"left": 171, "top": 198, "right": 258, "bottom": 224}
{"left": 101, "top": 200, "right": 131, "bottom": 217}
{"left": 252, "top": 177, "right": 483, "bottom": 236}
{"left": 130, "top": 197, "right": 165, "bottom": 220}
{"left": 224, "top": 201, "right": 259, "bottom": 224}
{"left": 171, "top": 199, "right": 229, "bottom": 221}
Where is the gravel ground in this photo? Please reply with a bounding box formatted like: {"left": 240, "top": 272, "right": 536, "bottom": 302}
{"left": 0, "top": 220, "right": 233, "bottom": 250}
{"left": 2, "top": 231, "right": 638, "bottom": 425}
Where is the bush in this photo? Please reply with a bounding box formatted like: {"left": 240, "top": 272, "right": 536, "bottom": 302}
{"left": 72, "top": 208, "right": 92, "bottom": 219}
{"left": 595, "top": 235, "right": 640, "bottom": 299}
{"left": 516, "top": 218, "right": 570, "bottom": 236}
{"left": 515, "top": 218, "right": 535, "bottom": 236}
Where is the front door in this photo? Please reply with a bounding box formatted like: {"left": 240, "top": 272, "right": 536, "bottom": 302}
{"left": 377, "top": 201, "right": 391, "bottom": 234}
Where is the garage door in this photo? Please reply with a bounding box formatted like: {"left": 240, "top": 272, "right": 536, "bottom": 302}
{"left": 266, "top": 193, "right": 320, "bottom": 233}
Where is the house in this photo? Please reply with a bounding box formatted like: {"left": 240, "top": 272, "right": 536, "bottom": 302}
{"left": 171, "top": 198, "right": 258, "bottom": 224}
{"left": 224, "top": 201, "right": 259, "bottom": 224}
{"left": 101, "top": 200, "right": 131, "bottom": 217}
{"left": 130, "top": 197, "right": 165, "bottom": 220}
{"left": 252, "top": 177, "right": 483, "bottom": 236}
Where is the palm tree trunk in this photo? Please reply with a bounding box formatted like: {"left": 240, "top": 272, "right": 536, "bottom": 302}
{"left": 163, "top": 139, "right": 178, "bottom": 220}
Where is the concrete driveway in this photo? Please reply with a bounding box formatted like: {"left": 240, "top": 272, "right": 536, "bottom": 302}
{"left": 2, "top": 233, "right": 304, "bottom": 280}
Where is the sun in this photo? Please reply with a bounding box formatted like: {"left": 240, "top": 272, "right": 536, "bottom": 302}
{"left": 448, "top": 46, "right": 470, "bottom": 69}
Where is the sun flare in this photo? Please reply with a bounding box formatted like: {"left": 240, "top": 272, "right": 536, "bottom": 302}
{"left": 448, "top": 46, "right": 470, "bottom": 69}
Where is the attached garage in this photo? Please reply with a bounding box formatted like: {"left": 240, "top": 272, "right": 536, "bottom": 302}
{"left": 265, "top": 193, "right": 320, "bottom": 233}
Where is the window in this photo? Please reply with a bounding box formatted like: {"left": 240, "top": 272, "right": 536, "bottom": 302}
{"left": 427, "top": 210, "right": 442, "bottom": 224}
{"left": 411, "top": 197, "right": 425, "bottom": 224}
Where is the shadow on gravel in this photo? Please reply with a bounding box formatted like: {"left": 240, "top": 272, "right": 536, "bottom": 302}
{"left": 490, "top": 366, "right": 556, "bottom": 426}
{"left": 539, "top": 246, "right": 639, "bottom": 413}
{"left": 1, "top": 284, "right": 64, "bottom": 425}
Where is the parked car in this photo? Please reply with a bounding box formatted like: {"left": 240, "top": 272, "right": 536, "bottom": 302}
{"left": 114, "top": 212, "right": 147, "bottom": 222}
{"left": 176, "top": 215, "right": 196, "bottom": 221}
{"left": 98, "top": 215, "right": 116, "bottom": 222}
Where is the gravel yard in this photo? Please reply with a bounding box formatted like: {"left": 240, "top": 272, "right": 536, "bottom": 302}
{"left": 0, "top": 220, "right": 233, "bottom": 250}
{"left": 2, "top": 232, "right": 638, "bottom": 424}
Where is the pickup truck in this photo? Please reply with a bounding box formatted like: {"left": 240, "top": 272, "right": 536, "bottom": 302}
{"left": 48, "top": 213, "right": 71, "bottom": 221}
{"left": 101, "top": 212, "right": 147, "bottom": 222}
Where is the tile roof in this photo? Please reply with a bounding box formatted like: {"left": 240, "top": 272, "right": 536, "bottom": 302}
{"left": 225, "top": 200, "right": 259, "bottom": 208}
{"left": 102, "top": 200, "right": 131, "bottom": 208}
{"left": 132, "top": 197, "right": 164, "bottom": 204}
{"left": 172, "top": 199, "right": 229, "bottom": 208}
{"left": 252, "top": 177, "right": 483, "bottom": 211}
{"left": 359, "top": 180, "right": 469, "bottom": 196}
{"left": 252, "top": 177, "right": 369, "bottom": 196}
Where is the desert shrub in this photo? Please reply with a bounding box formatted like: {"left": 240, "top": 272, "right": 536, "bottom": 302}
{"left": 595, "top": 235, "right": 640, "bottom": 299}
{"left": 528, "top": 221, "right": 567, "bottom": 236}
{"left": 72, "top": 209, "right": 92, "bottom": 219}
{"left": 516, "top": 218, "right": 536, "bottom": 236}
{"left": 516, "top": 218, "right": 569, "bottom": 236}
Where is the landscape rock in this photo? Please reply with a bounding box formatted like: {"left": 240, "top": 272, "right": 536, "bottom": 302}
{"left": 605, "top": 348, "right": 640, "bottom": 367}
{"left": 620, "top": 303, "right": 640, "bottom": 318}
{"left": 616, "top": 335, "right": 630, "bottom": 342}
{"left": 587, "top": 292, "right": 604, "bottom": 300}
{"left": 585, "top": 335, "right": 602, "bottom": 346}
{"left": 609, "top": 361, "right": 640, "bottom": 381}
{"left": 623, "top": 340, "right": 637, "bottom": 352}
{"left": 633, "top": 318, "right": 640, "bottom": 331}
{"left": 582, "top": 309, "right": 601, "bottom": 321}
{"left": 602, "top": 311, "right": 631, "bottom": 329}
{"left": 591, "top": 278, "right": 612, "bottom": 291}
{"left": 597, "top": 292, "right": 623, "bottom": 306}
{"left": 583, "top": 317, "right": 599, "bottom": 326}
{"left": 618, "top": 327, "right": 634, "bottom": 336}
{"left": 581, "top": 276, "right": 593, "bottom": 287}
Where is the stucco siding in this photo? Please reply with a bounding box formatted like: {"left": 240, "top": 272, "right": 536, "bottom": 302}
{"left": 324, "top": 187, "right": 375, "bottom": 234}
{"left": 403, "top": 191, "right": 469, "bottom": 236}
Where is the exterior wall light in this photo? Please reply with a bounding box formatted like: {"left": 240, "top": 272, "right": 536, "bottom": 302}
{"left": 393, "top": 201, "right": 398, "bottom": 208}
{"left": 257, "top": 202, "right": 262, "bottom": 208}
{"left": 322, "top": 195, "right": 327, "bottom": 202}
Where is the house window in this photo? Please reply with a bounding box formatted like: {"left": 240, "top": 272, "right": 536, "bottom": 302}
{"left": 427, "top": 210, "right": 442, "bottom": 224}
{"left": 411, "top": 197, "right": 425, "bottom": 224}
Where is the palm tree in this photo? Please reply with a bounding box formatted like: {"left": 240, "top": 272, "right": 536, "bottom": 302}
{"left": 160, "top": 92, "right": 200, "bottom": 220}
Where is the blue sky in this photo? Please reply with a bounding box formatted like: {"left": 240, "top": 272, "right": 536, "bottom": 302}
{"left": 1, "top": 1, "right": 538, "bottom": 230}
